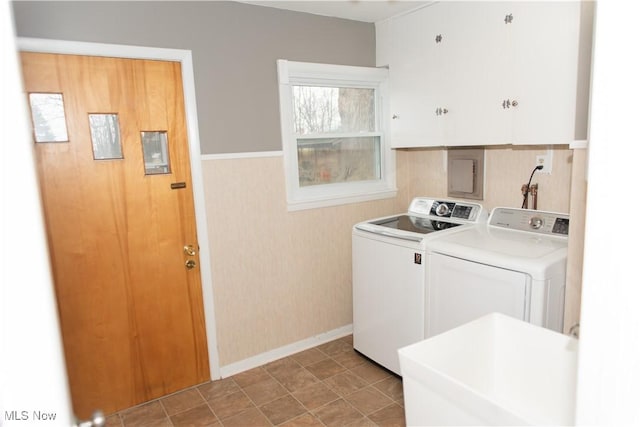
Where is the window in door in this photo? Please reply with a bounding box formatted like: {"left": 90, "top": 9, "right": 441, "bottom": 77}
{"left": 28, "top": 92, "right": 69, "bottom": 143}
{"left": 141, "top": 131, "right": 171, "bottom": 175}
{"left": 89, "top": 113, "right": 123, "bottom": 160}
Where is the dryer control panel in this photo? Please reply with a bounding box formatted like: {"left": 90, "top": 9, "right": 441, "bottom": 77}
{"left": 489, "top": 208, "right": 570, "bottom": 236}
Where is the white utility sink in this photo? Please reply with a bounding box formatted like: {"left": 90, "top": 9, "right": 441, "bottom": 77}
{"left": 398, "top": 313, "right": 578, "bottom": 426}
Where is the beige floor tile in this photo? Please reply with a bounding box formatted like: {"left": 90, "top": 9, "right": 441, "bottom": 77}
{"left": 105, "top": 414, "right": 123, "bottom": 427}
{"left": 111, "top": 336, "right": 406, "bottom": 427}
{"left": 272, "top": 366, "right": 320, "bottom": 392}
{"left": 323, "top": 371, "right": 368, "bottom": 397}
{"left": 161, "top": 388, "right": 205, "bottom": 416}
{"left": 372, "top": 376, "right": 404, "bottom": 402}
{"left": 290, "top": 348, "right": 329, "bottom": 367}
{"left": 125, "top": 419, "right": 173, "bottom": 427}
{"left": 291, "top": 382, "right": 340, "bottom": 410}
{"left": 208, "top": 390, "right": 255, "bottom": 420}
{"left": 312, "top": 398, "right": 364, "bottom": 427}
{"left": 332, "top": 350, "right": 368, "bottom": 369}
{"left": 232, "top": 367, "right": 272, "bottom": 388}
{"left": 259, "top": 395, "right": 306, "bottom": 425}
{"left": 350, "top": 362, "right": 392, "bottom": 385}
{"left": 120, "top": 401, "right": 168, "bottom": 427}
{"left": 344, "top": 386, "right": 394, "bottom": 415}
{"left": 340, "top": 335, "right": 354, "bottom": 345}
{"left": 198, "top": 378, "right": 241, "bottom": 402}
{"left": 242, "top": 377, "right": 288, "bottom": 406}
{"left": 264, "top": 357, "right": 301, "bottom": 378}
{"left": 367, "top": 403, "right": 405, "bottom": 427}
{"left": 279, "top": 412, "right": 325, "bottom": 426}
{"left": 170, "top": 404, "right": 219, "bottom": 427}
{"left": 317, "top": 339, "right": 353, "bottom": 356}
{"left": 346, "top": 417, "right": 378, "bottom": 427}
{"left": 220, "top": 408, "right": 271, "bottom": 427}
{"left": 306, "top": 358, "right": 346, "bottom": 380}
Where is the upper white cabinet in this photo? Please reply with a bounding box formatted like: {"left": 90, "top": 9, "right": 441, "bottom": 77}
{"left": 385, "top": 7, "right": 435, "bottom": 146}
{"left": 379, "top": 2, "right": 582, "bottom": 148}
{"left": 507, "top": 2, "right": 581, "bottom": 145}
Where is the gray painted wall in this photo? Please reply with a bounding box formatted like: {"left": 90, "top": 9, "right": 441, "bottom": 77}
{"left": 12, "top": 1, "right": 375, "bottom": 154}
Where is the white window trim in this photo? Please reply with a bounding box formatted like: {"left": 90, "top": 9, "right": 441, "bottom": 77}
{"left": 277, "top": 60, "right": 396, "bottom": 211}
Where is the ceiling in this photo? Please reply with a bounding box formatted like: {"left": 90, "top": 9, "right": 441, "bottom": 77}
{"left": 236, "top": 1, "right": 432, "bottom": 23}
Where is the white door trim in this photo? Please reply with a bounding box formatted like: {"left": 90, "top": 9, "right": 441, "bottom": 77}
{"left": 17, "top": 37, "right": 221, "bottom": 380}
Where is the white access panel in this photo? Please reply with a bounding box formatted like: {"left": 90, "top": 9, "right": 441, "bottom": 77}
{"left": 427, "top": 253, "right": 530, "bottom": 337}
{"left": 352, "top": 233, "right": 425, "bottom": 375}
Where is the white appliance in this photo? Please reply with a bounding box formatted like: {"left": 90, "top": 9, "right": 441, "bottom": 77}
{"left": 352, "top": 197, "right": 484, "bottom": 375}
{"left": 425, "top": 207, "right": 570, "bottom": 338}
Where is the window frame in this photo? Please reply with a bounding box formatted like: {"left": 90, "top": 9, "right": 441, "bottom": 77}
{"left": 277, "top": 60, "right": 396, "bottom": 211}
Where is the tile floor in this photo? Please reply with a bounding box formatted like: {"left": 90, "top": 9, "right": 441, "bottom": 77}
{"left": 105, "top": 335, "right": 405, "bottom": 426}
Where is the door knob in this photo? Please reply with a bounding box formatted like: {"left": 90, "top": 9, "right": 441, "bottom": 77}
{"left": 75, "top": 410, "right": 105, "bottom": 427}
{"left": 185, "top": 259, "right": 197, "bottom": 269}
{"left": 184, "top": 245, "right": 197, "bottom": 256}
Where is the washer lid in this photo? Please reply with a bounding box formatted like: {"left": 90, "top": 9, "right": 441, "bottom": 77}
{"left": 438, "top": 226, "right": 566, "bottom": 256}
{"left": 368, "top": 215, "right": 462, "bottom": 235}
{"left": 428, "top": 225, "right": 568, "bottom": 278}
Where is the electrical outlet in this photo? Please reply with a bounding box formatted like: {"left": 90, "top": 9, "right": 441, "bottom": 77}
{"left": 535, "top": 151, "right": 553, "bottom": 174}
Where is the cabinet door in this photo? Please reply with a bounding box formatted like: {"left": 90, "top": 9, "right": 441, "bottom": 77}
{"left": 388, "top": 2, "right": 515, "bottom": 147}
{"left": 388, "top": 6, "right": 440, "bottom": 147}
{"left": 423, "top": 4, "right": 454, "bottom": 146}
{"left": 508, "top": 1, "right": 581, "bottom": 144}
{"left": 385, "top": 1, "right": 581, "bottom": 148}
{"left": 445, "top": 2, "right": 512, "bottom": 146}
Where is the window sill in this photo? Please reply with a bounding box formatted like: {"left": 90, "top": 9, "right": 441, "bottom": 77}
{"left": 286, "top": 188, "right": 398, "bottom": 212}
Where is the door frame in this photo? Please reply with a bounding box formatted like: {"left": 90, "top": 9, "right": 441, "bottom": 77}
{"left": 17, "top": 37, "right": 221, "bottom": 380}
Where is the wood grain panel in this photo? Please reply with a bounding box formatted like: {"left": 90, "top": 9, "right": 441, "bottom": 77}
{"left": 21, "top": 53, "right": 209, "bottom": 417}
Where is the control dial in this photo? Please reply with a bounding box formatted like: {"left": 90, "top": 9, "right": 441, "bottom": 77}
{"left": 435, "top": 203, "right": 450, "bottom": 216}
{"left": 528, "top": 216, "right": 544, "bottom": 230}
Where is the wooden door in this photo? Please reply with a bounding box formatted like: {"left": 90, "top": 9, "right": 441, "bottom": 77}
{"left": 20, "top": 53, "right": 210, "bottom": 417}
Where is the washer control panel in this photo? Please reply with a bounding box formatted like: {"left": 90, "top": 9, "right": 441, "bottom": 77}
{"left": 408, "top": 198, "right": 484, "bottom": 222}
{"left": 490, "top": 208, "right": 570, "bottom": 236}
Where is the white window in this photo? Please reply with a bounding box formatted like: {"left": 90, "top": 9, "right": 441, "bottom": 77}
{"left": 277, "top": 60, "right": 396, "bottom": 211}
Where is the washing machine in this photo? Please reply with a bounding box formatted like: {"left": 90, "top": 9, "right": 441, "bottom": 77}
{"left": 352, "top": 197, "right": 485, "bottom": 375}
{"left": 425, "top": 207, "right": 570, "bottom": 337}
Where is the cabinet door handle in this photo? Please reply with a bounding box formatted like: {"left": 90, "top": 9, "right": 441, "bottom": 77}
{"left": 504, "top": 13, "right": 514, "bottom": 24}
{"left": 392, "top": 114, "right": 399, "bottom": 119}
{"left": 435, "top": 34, "right": 443, "bottom": 43}
{"left": 502, "top": 99, "right": 518, "bottom": 109}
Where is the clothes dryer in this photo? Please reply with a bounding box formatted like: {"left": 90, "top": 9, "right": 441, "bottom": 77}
{"left": 425, "top": 207, "right": 569, "bottom": 337}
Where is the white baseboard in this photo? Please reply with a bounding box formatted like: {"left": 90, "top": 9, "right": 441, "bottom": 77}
{"left": 218, "top": 324, "right": 353, "bottom": 378}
